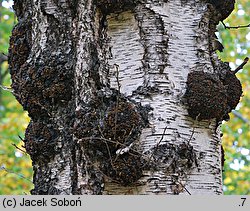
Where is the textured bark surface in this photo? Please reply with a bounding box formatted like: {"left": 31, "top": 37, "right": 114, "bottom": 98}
{"left": 8, "top": 0, "right": 239, "bottom": 195}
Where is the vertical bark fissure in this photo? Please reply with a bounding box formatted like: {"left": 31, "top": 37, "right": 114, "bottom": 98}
{"left": 73, "top": 0, "right": 103, "bottom": 194}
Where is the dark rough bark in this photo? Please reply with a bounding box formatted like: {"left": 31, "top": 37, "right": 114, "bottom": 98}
{"left": 8, "top": 0, "right": 239, "bottom": 195}
{"left": 208, "top": 0, "right": 235, "bottom": 21}
{"left": 184, "top": 69, "right": 242, "bottom": 121}
{"left": 9, "top": 0, "right": 77, "bottom": 194}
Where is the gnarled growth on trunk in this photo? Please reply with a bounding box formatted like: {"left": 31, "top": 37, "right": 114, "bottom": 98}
{"left": 8, "top": 0, "right": 241, "bottom": 195}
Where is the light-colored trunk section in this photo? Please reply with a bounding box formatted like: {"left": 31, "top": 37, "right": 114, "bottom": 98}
{"left": 105, "top": 0, "right": 222, "bottom": 194}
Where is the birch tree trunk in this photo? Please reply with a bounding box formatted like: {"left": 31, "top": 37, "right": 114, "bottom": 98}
{"left": 8, "top": 0, "right": 239, "bottom": 195}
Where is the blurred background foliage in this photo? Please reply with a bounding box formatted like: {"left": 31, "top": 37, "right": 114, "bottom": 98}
{"left": 0, "top": 0, "right": 249, "bottom": 194}
{"left": 218, "top": 0, "right": 250, "bottom": 195}
{"left": 0, "top": 0, "right": 33, "bottom": 194}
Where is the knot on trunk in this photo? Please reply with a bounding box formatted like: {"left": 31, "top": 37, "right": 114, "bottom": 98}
{"left": 184, "top": 65, "right": 242, "bottom": 121}
{"left": 75, "top": 90, "right": 150, "bottom": 186}
{"left": 208, "top": 0, "right": 235, "bottom": 21}
{"left": 24, "top": 120, "right": 60, "bottom": 162}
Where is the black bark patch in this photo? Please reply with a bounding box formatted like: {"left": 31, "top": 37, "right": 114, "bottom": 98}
{"left": 221, "top": 145, "right": 225, "bottom": 171}
{"left": 67, "top": 0, "right": 79, "bottom": 17}
{"left": 184, "top": 69, "right": 242, "bottom": 121}
{"left": 208, "top": 0, "right": 235, "bottom": 21}
{"left": 24, "top": 120, "right": 60, "bottom": 162}
{"left": 100, "top": 154, "right": 143, "bottom": 186}
{"left": 10, "top": 54, "right": 74, "bottom": 119}
{"left": 185, "top": 71, "right": 228, "bottom": 120}
{"left": 8, "top": 19, "right": 32, "bottom": 75}
{"left": 12, "top": 0, "right": 31, "bottom": 19}
{"left": 221, "top": 71, "right": 242, "bottom": 110}
{"left": 31, "top": 164, "right": 63, "bottom": 195}
{"left": 75, "top": 90, "right": 150, "bottom": 186}
{"left": 89, "top": 42, "right": 102, "bottom": 89}
{"left": 87, "top": 168, "right": 105, "bottom": 194}
{"left": 95, "top": 0, "right": 137, "bottom": 14}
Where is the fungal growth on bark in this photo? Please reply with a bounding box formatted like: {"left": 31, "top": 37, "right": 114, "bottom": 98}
{"left": 208, "top": 0, "right": 235, "bottom": 21}
{"left": 184, "top": 58, "right": 248, "bottom": 121}
{"left": 25, "top": 120, "right": 60, "bottom": 162}
{"left": 100, "top": 154, "right": 144, "bottom": 186}
{"left": 96, "top": 0, "right": 137, "bottom": 14}
{"left": 74, "top": 90, "right": 150, "bottom": 186}
{"left": 184, "top": 71, "right": 228, "bottom": 121}
{"left": 185, "top": 0, "right": 246, "bottom": 122}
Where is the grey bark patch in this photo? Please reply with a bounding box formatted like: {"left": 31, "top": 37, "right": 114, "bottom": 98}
{"left": 145, "top": 141, "right": 198, "bottom": 195}
{"left": 148, "top": 142, "right": 198, "bottom": 173}
{"left": 135, "top": 5, "right": 169, "bottom": 76}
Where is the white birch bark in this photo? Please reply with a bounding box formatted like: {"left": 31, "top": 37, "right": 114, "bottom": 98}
{"left": 104, "top": 1, "right": 222, "bottom": 194}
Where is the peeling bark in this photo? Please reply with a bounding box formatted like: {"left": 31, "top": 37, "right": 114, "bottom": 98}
{"left": 8, "top": 0, "right": 239, "bottom": 195}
